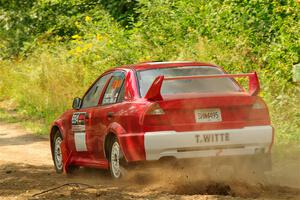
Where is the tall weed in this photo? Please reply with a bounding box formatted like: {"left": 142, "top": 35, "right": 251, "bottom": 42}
{"left": 0, "top": 0, "right": 299, "bottom": 142}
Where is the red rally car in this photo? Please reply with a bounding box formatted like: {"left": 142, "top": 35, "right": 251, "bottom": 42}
{"left": 50, "top": 61, "right": 274, "bottom": 178}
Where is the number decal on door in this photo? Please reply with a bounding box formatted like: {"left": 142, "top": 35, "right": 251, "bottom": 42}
{"left": 72, "top": 112, "right": 87, "bottom": 152}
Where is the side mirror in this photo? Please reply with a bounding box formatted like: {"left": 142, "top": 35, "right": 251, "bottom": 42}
{"left": 72, "top": 97, "right": 82, "bottom": 110}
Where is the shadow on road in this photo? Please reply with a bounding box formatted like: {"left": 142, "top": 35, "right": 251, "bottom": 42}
{"left": 0, "top": 134, "right": 47, "bottom": 147}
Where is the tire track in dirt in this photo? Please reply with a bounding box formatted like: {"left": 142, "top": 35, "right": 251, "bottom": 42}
{"left": 0, "top": 121, "right": 300, "bottom": 200}
{"left": 0, "top": 122, "right": 52, "bottom": 166}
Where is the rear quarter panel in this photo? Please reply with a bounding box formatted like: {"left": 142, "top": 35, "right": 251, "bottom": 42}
{"left": 108, "top": 101, "right": 150, "bottom": 161}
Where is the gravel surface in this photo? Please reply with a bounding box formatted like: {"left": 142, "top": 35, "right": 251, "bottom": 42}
{"left": 0, "top": 122, "right": 299, "bottom": 200}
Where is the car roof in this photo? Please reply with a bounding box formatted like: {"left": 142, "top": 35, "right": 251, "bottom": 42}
{"left": 114, "top": 61, "right": 218, "bottom": 71}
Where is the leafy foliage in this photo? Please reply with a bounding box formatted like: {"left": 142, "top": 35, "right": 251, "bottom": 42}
{"left": 98, "top": 0, "right": 138, "bottom": 26}
{"left": 0, "top": 0, "right": 299, "bottom": 142}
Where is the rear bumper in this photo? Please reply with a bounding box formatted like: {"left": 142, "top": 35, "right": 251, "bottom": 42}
{"left": 144, "top": 125, "right": 273, "bottom": 161}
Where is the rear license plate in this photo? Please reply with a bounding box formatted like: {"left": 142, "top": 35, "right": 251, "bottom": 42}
{"left": 194, "top": 108, "right": 222, "bottom": 123}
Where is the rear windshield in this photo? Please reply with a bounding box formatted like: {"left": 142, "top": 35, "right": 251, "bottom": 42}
{"left": 137, "top": 66, "right": 240, "bottom": 97}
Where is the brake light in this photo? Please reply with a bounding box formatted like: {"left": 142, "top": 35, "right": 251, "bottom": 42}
{"left": 252, "top": 100, "right": 266, "bottom": 109}
{"left": 247, "top": 98, "right": 270, "bottom": 124}
{"left": 143, "top": 103, "right": 169, "bottom": 128}
{"left": 147, "top": 103, "right": 165, "bottom": 115}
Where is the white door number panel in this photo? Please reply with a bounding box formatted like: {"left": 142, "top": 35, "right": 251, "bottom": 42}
{"left": 74, "top": 132, "right": 87, "bottom": 151}
{"left": 72, "top": 112, "right": 88, "bottom": 152}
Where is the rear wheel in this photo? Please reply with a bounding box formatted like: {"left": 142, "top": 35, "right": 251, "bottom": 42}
{"left": 109, "top": 137, "right": 126, "bottom": 179}
{"left": 53, "top": 131, "right": 63, "bottom": 173}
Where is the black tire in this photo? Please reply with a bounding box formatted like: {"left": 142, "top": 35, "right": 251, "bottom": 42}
{"left": 108, "top": 137, "right": 126, "bottom": 179}
{"left": 52, "top": 131, "right": 64, "bottom": 173}
{"left": 67, "top": 165, "right": 80, "bottom": 174}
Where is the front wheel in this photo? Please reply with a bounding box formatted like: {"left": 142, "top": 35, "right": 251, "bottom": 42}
{"left": 109, "top": 137, "right": 126, "bottom": 179}
{"left": 52, "top": 131, "right": 64, "bottom": 173}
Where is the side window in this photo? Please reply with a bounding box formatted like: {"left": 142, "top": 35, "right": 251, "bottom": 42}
{"left": 116, "top": 82, "right": 125, "bottom": 103}
{"left": 81, "top": 73, "right": 111, "bottom": 108}
{"left": 102, "top": 72, "right": 125, "bottom": 105}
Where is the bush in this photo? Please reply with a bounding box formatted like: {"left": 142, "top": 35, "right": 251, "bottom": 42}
{"left": 0, "top": 0, "right": 299, "bottom": 142}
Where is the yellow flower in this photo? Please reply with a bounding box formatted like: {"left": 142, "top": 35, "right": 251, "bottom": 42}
{"left": 85, "top": 16, "right": 92, "bottom": 22}
{"left": 75, "top": 46, "right": 82, "bottom": 53}
{"left": 75, "top": 21, "right": 81, "bottom": 28}
{"left": 71, "top": 34, "right": 81, "bottom": 40}
{"left": 187, "top": 27, "right": 194, "bottom": 33}
{"left": 84, "top": 43, "right": 93, "bottom": 50}
{"left": 158, "top": 36, "right": 164, "bottom": 40}
{"left": 139, "top": 56, "right": 151, "bottom": 62}
{"left": 96, "top": 34, "right": 102, "bottom": 41}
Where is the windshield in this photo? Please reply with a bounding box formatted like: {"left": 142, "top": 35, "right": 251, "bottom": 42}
{"left": 137, "top": 66, "right": 240, "bottom": 97}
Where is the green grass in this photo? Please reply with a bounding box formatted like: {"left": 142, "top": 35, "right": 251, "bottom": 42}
{"left": 0, "top": 0, "right": 299, "bottom": 143}
{"left": 0, "top": 106, "right": 46, "bottom": 135}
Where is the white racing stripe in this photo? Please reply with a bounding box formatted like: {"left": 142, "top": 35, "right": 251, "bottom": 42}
{"left": 144, "top": 125, "right": 273, "bottom": 160}
{"left": 74, "top": 132, "right": 87, "bottom": 152}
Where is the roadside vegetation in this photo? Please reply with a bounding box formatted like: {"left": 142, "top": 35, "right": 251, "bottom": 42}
{"left": 0, "top": 0, "right": 299, "bottom": 143}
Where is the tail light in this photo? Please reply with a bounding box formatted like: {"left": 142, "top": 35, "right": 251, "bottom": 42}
{"left": 248, "top": 98, "right": 270, "bottom": 123}
{"left": 146, "top": 103, "right": 165, "bottom": 115}
{"left": 143, "top": 103, "right": 169, "bottom": 128}
{"left": 252, "top": 99, "right": 266, "bottom": 109}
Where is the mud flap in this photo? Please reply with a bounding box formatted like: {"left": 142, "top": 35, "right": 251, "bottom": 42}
{"left": 60, "top": 140, "right": 72, "bottom": 173}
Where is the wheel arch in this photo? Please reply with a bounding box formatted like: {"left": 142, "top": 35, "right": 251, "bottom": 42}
{"left": 50, "top": 123, "right": 65, "bottom": 158}
{"left": 103, "top": 122, "right": 128, "bottom": 161}
{"left": 104, "top": 132, "right": 116, "bottom": 161}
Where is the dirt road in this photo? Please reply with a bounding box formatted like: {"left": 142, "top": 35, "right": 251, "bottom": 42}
{"left": 0, "top": 121, "right": 300, "bottom": 200}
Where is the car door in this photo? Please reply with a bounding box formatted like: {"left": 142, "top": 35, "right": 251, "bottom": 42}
{"left": 92, "top": 70, "right": 126, "bottom": 158}
{"left": 70, "top": 72, "right": 112, "bottom": 159}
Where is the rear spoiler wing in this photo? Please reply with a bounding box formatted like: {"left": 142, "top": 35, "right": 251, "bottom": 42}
{"left": 145, "top": 72, "right": 260, "bottom": 101}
